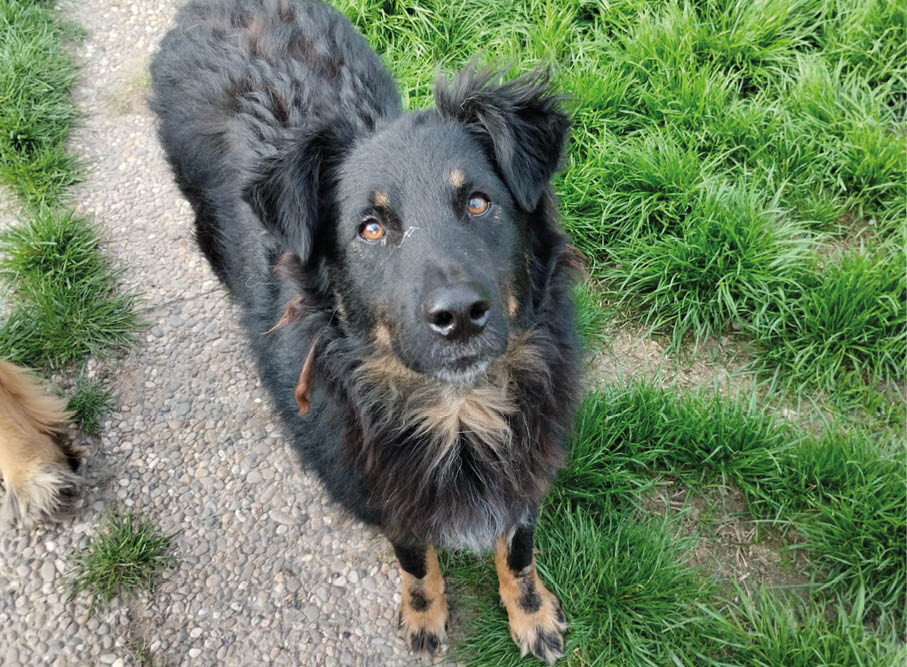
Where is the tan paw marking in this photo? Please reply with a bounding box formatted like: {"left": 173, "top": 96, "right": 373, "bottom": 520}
{"left": 495, "top": 537, "right": 568, "bottom": 664}
{"left": 398, "top": 546, "right": 448, "bottom": 658}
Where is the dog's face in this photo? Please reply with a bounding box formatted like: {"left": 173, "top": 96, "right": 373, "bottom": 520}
{"left": 332, "top": 116, "right": 525, "bottom": 383}
{"left": 246, "top": 66, "right": 569, "bottom": 384}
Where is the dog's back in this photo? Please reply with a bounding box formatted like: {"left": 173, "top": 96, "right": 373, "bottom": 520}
{"left": 149, "top": 0, "right": 401, "bottom": 289}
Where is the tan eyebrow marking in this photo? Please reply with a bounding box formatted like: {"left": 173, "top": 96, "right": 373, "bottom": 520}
{"left": 372, "top": 190, "right": 390, "bottom": 208}
{"left": 449, "top": 168, "right": 465, "bottom": 188}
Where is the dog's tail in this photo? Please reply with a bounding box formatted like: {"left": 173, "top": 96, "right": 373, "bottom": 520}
{"left": 0, "top": 360, "right": 82, "bottom": 527}
{"left": 0, "top": 361, "right": 73, "bottom": 433}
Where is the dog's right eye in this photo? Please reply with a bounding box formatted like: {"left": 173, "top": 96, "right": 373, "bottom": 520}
{"left": 466, "top": 193, "right": 490, "bottom": 216}
{"left": 359, "top": 219, "right": 386, "bottom": 243}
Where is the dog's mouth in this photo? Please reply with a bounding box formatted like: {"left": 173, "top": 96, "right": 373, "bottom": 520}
{"left": 428, "top": 355, "right": 493, "bottom": 387}
{"left": 421, "top": 332, "right": 508, "bottom": 386}
{"left": 380, "top": 319, "right": 509, "bottom": 387}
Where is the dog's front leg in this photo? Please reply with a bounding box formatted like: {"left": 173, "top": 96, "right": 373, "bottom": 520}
{"left": 495, "top": 516, "right": 568, "bottom": 664}
{"left": 391, "top": 540, "right": 448, "bottom": 657}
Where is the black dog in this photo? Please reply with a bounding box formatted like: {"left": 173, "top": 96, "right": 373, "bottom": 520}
{"left": 150, "top": 0, "right": 580, "bottom": 662}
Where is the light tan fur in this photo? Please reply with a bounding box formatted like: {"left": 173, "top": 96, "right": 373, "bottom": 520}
{"left": 410, "top": 382, "right": 517, "bottom": 471}
{"left": 398, "top": 546, "right": 448, "bottom": 656}
{"left": 333, "top": 293, "right": 349, "bottom": 326}
{"left": 0, "top": 361, "right": 80, "bottom": 527}
{"left": 448, "top": 168, "right": 465, "bottom": 188}
{"left": 373, "top": 322, "right": 393, "bottom": 347}
{"left": 358, "top": 330, "right": 550, "bottom": 474}
{"left": 373, "top": 190, "right": 391, "bottom": 208}
{"left": 495, "top": 537, "right": 568, "bottom": 664}
{"left": 502, "top": 284, "right": 520, "bottom": 319}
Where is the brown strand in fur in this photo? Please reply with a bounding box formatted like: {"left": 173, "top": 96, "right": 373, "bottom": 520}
{"left": 295, "top": 331, "right": 324, "bottom": 416}
{"left": 266, "top": 295, "right": 305, "bottom": 334}
{"left": 562, "top": 244, "right": 588, "bottom": 279}
{"left": 272, "top": 251, "right": 303, "bottom": 279}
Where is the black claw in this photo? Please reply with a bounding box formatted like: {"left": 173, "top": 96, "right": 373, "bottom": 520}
{"left": 410, "top": 629, "right": 426, "bottom": 652}
{"left": 554, "top": 607, "right": 567, "bottom": 624}
{"left": 410, "top": 629, "right": 440, "bottom": 655}
{"left": 532, "top": 630, "right": 563, "bottom": 660}
{"left": 533, "top": 634, "right": 547, "bottom": 659}
{"left": 544, "top": 630, "right": 563, "bottom": 653}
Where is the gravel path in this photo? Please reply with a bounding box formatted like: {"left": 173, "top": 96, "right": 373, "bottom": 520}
{"left": 0, "top": 2, "right": 434, "bottom": 665}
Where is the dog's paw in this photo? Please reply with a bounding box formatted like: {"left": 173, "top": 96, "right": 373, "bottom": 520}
{"left": 501, "top": 578, "right": 568, "bottom": 664}
{"left": 398, "top": 592, "right": 448, "bottom": 659}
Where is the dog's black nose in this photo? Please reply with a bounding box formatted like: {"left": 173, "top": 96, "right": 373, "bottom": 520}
{"left": 422, "top": 284, "right": 490, "bottom": 340}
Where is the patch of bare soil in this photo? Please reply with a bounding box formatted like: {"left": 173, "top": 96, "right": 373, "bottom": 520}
{"left": 104, "top": 65, "right": 152, "bottom": 116}
{"left": 639, "top": 481, "right": 811, "bottom": 602}
{"left": 585, "top": 323, "right": 755, "bottom": 396}
{"left": 815, "top": 212, "right": 882, "bottom": 260}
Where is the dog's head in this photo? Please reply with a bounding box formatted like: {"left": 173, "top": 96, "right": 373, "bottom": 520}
{"left": 245, "top": 65, "right": 570, "bottom": 385}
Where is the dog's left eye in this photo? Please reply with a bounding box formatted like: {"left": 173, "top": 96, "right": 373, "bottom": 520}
{"left": 466, "top": 193, "right": 490, "bottom": 216}
{"left": 359, "top": 219, "right": 386, "bottom": 243}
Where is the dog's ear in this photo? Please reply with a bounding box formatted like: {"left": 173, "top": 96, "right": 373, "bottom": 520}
{"left": 244, "top": 119, "right": 357, "bottom": 262}
{"left": 434, "top": 63, "right": 570, "bottom": 212}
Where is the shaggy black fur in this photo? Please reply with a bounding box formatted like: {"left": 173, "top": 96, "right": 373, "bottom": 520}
{"left": 150, "top": 0, "right": 580, "bottom": 552}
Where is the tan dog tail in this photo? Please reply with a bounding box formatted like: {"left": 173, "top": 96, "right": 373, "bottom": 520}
{"left": 0, "top": 360, "right": 73, "bottom": 432}
{"left": 0, "top": 361, "right": 82, "bottom": 527}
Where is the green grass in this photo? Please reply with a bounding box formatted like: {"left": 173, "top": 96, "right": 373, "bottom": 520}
{"left": 0, "top": 0, "right": 139, "bottom": 380}
{"left": 0, "top": 210, "right": 138, "bottom": 368}
{"left": 602, "top": 182, "right": 810, "bottom": 350}
{"left": 749, "top": 246, "right": 906, "bottom": 404}
{"left": 0, "top": 0, "right": 80, "bottom": 207}
{"left": 572, "top": 383, "right": 906, "bottom": 621}
{"left": 68, "top": 510, "right": 175, "bottom": 609}
{"left": 67, "top": 376, "right": 115, "bottom": 436}
{"left": 445, "top": 382, "right": 905, "bottom": 664}
{"left": 711, "top": 587, "right": 904, "bottom": 666}
{"left": 748, "top": 430, "right": 906, "bottom": 620}
{"left": 573, "top": 280, "right": 609, "bottom": 349}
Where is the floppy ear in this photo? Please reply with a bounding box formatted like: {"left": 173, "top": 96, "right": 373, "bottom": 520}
{"left": 434, "top": 63, "right": 570, "bottom": 212}
{"left": 244, "top": 119, "right": 356, "bottom": 262}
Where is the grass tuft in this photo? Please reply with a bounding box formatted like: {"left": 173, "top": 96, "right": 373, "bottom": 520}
{"left": 68, "top": 510, "right": 175, "bottom": 609}
{"left": 711, "top": 587, "right": 904, "bottom": 666}
{"left": 0, "top": 0, "right": 139, "bottom": 377}
{"left": 749, "top": 246, "right": 906, "bottom": 401}
{"left": 603, "top": 182, "right": 810, "bottom": 350}
{"left": 749, "top": 428, "right": 907, "bottom": 617}
{"left": 0, "top": 0, "right": 80, "bottom": 207}
{"left": 572, "top": 280, "right": 608, "bottom": 349}
{"left": 0, "top": 209, "right": 139, "bottom": 368}
{"left": 67, "top": 376, "right": 114, "bottom": 436}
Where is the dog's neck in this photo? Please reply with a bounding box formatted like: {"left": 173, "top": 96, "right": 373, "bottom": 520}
{"left": 352, "top": 329, "right": 548, "bottom": 472}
